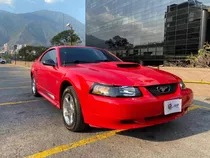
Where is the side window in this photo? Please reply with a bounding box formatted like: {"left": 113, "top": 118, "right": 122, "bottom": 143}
{"left": 40, "top": 49, "right": 57, "bottom": 64}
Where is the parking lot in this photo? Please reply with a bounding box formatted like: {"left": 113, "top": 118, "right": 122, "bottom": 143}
{"left": 1, "top": 64, "right": 210, "bottom": 158}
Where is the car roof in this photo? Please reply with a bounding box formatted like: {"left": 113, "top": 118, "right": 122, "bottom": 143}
{"left": 52, "top": 46, "right": 101, "bottom": 49}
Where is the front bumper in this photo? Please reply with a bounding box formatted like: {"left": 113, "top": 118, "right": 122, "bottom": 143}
{"left": 83, "top": 87, "right": 193, "bottom": 130}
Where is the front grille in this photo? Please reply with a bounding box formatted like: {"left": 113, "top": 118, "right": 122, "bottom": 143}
{"left": 146, "top": 83, "right": 177, "bottom": 96}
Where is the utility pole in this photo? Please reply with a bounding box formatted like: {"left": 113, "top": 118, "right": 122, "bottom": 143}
{"left": 63, "top": 13, "right": 64, "bottom": 31}
{"left": 14, "top": 45, "right": 17, "bottom": 65}
{"left": 66, "top": 23, "right": 73, "bottom": 45}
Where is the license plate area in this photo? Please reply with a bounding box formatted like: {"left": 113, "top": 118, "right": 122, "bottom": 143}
{"left": 164, "top": 99, "right": 182, "bottom": 115}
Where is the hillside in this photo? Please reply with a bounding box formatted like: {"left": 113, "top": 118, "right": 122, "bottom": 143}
{"left": 0, "top": 10, "right": 85, "bottom": 48}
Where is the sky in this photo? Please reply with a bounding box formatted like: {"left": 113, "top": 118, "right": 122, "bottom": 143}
{"left": 0, "top": 0, "right": 85, "bottom": 24}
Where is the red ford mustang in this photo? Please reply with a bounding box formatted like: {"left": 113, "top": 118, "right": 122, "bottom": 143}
{"left": 31, "top": 46, "right": 193, "bottom": 132}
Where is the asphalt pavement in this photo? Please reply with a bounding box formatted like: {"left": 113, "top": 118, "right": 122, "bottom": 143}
{"left": 0, "top": 64, "right": 210, "bottom": 158}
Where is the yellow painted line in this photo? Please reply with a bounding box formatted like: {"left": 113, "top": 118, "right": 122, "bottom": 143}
{"left": 184, "top": 80, "right": 210, "bottom": 85}
{"left": 0, "top": 100, "right": 42, "bottom": 106}
{"left": 188, "top": 105, "right": 201, "bottom": 111}
{"left": 25, "top": 129, "right": 123, "bottom": 158}
{"left": 195, "top": 105, "right": 210, "bottom": 110}
{"left": 25, "top": 104, "right": 209, "bottom": 158}
{"left": 188, "top": 105, "right": 210, "bottom": 111}
{"left": 0, "top": 86, "right": 30, "bottom": 90}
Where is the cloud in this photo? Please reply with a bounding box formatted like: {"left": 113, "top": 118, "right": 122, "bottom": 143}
{"left": 44, "top": 0, "right": 63, "bottom": 3}
{"left": 0, "top": 0, "right": 13, "bottom": 5}
{"left": 87, "top": 11, "right": 164, "bottom": 46}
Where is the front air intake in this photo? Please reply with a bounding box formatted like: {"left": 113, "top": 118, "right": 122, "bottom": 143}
{"left": 117, "top": 63, "right": 140, "bottom": 68}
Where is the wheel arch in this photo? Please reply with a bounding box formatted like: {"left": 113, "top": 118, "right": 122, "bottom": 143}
{"left": 59, "top": 80, "right": 73, "bottom": 109}
{"left": 59, "top": 76, "right": 88, "bottom": 115}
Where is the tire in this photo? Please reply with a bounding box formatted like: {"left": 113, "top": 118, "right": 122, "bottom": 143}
{"left": 31, "top": 75, "right": 40, "bottom": 97}
{"left": 61, "top": 86, "right": 87, "bottom": 132}
{"left": 1, "top": 61, "right": 5, "bottom": 64}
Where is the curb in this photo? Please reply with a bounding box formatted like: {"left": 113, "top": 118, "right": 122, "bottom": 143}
{"left": 184, "top": 80, "right": 210, "bottom": 85}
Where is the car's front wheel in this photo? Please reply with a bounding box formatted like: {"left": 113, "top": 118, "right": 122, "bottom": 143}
{"left": 1, "top": 61, "right": 5, "bottom": 64}
{"left": 62, "top": 86, "right": 87, "bottom": 132}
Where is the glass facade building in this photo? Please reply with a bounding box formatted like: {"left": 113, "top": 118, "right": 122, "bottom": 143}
{"left": 86, "top": 0, "right": 210, "bottom": 65}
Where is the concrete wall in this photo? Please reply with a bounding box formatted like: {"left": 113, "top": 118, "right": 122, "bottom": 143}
{"left": 159, "top": 67, "right": 210, "bottom": 97}
{"left": 159, "top": 67, "right": 210, "bottom": 82}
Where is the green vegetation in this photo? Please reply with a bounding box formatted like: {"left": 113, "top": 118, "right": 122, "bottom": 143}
{"left": 50, "top": 29, "right": 80, "bottom": 46}
{"left": 186, "top": 43, "right": 210, "bottom": 68}
{"left": 18, "top": 46, "right": 48, "bottom": 61}
{"left": 16, "top": 28, "right": 81, "bottom": 61}
{"left": 164, "top": 43, "right": 210, "bottom": 68}
{"left": 105, "top": 35, "right": 133, "bottom": 50}
{"left": 2, "top": 53, "right": 13, "bottom": 62}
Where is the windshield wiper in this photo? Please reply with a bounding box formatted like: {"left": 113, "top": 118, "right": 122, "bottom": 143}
{"left": 94, "top": 59, "right": 113, "bottom": 63}
{"left": 63, "top": 60, "right": 92, "bottom": 65}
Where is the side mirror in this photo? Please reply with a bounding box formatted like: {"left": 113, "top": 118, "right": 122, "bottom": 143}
{"left": 42, "top": 59, "right": 56, "bottom": 66}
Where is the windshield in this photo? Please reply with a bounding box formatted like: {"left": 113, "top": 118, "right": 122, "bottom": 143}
{"left": 59, "top": 47, "right": 121, "bottom": 66}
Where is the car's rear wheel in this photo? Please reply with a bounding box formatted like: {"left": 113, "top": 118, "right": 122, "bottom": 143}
{"left": 62, "top": 86, "right": 87, "bottom": 132}
{"left": 31, "top": 75, "right": 40, "bottom": 97}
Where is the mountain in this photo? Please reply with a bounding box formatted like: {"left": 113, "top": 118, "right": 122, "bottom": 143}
{"left": 0, "top": 10, "right": 85, "bottom": 48}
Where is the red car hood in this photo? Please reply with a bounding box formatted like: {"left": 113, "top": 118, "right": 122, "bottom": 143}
{"left": 67, "top": 62, "right": 180, "bottom": 87}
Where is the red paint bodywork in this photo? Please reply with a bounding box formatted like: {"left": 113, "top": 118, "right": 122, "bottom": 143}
{"left": 31, "top": 46, "right": 193, "bottom": 130}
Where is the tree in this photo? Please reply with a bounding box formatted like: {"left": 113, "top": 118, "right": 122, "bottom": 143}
{"left": 105, "top": 35, "right": 133, "bottom": 50}
{"left": 34, "top": 46, "right": 49, "bottom": 58}
{"left": 50, "top": 29, "right": 80, "bottom": 46}
{"left": 2, "top": 53, "right": 13, "bottom": 62}
{"left": 18, "top": 45, "right": 48, "bottom": 61}
{"left": 186, "top": 42, "right": 210, "bottom": 68}
{"left": 18, "top": 46, "right": 32, "bottom": 60}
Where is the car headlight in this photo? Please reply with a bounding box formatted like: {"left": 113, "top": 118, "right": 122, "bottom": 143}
{"left": 90, "top": 84, "right": 142, "bottom": 97}
{"left": 179, "top": 80, "right": 186, "bottom": 90}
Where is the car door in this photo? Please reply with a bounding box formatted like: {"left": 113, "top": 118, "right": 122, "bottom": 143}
{"left": 38, "top": 49, "right": 55, "bottom": 93}
{"left": 39, "top": 49, "right": 62, "bottom": 102}
{"left": 45, "top": 49, "right": 63, "bottom": 102}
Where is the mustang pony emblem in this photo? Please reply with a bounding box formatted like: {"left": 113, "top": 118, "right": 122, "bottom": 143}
{"left": 157, "top": 85, "right": 170, "bottom": 93}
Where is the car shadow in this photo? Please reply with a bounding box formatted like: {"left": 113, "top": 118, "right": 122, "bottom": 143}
{"left": 3, "top": 95, "right": 209, "bottom": 140}
{"left": 84, "top": 127, "right": 109, "bottom": 133}
{"left": 118, "top": 100, "right": 210, "bottom": 142}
